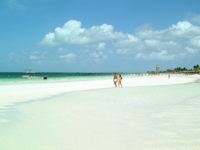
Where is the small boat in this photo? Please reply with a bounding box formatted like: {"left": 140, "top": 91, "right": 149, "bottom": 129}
{"left": 22, "top": 69, "right": 48, "bottom": 80}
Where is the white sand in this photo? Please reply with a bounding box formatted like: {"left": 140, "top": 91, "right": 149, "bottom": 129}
{"left": 0, "top": 75, "right": 199, "bottom": 110}
{"left": 0, "top": 74, "right": 200, "bottom": 150}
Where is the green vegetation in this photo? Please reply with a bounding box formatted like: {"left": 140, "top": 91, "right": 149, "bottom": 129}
{"left": 164, "top": 64, "right": 200, "bottom": 73}
{"left": 193, "top": 64, "right": 200, "bottom": 72}
{"left": 148, "top": 64, "right": 200, "bottom": 74}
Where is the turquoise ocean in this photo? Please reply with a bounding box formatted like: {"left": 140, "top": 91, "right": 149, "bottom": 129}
{"left": 0, "top": 72, "right": 137, "bottom": 85}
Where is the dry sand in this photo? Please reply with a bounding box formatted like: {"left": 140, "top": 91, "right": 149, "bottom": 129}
{"left": 0, "top": 75, "right": 199, "bottom": 110}
{"left": 0, "top": 74, "right": 200, "bottom": 150}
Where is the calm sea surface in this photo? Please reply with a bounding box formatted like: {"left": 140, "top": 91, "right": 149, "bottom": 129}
{"left": 0, "top": 72, "right": 139, "bottom": 85}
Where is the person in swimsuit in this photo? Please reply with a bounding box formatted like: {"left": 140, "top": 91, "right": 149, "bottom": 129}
{"left": 113, "top": 73, "right": 118, "bottom": 88}
{"left": 118, "top": 74, "right": 122, "bottom": 88}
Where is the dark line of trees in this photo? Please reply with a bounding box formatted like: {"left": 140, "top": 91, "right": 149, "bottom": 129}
{"left": 163, "top": 64, "right": 200, "bottom": 73}
{"left": 193, "top": 64, "right": 200, "bottom": 71}
{"left": 148, "top": 64, "right": 200, "bottom": 74}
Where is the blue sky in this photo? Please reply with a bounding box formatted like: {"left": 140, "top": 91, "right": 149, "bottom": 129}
{"left": 1, "top": 0, "right": 200, "bottom": 72}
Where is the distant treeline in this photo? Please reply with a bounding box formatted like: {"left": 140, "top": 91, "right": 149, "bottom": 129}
{"left": 148, "top": 64, "right": 200, "bottom": 73}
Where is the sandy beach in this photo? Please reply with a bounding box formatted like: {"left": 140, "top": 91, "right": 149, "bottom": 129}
{"left": 0, "top": 74, "right": 199, "bottom": 110}
{"left": 0, "top": 74, "right": 200, "bottom": 150}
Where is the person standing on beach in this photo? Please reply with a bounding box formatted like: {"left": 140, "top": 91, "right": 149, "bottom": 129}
{"left": 113, "top": 73, "right": 118, "bottom": 88}
{"left": 118, "top": 74, "right": 123, "bottom": 88}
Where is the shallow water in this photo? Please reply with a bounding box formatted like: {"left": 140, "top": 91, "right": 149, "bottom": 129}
{"left": 0, "top": 83, "right": 200, "bottom": 150}
{"left": 0, "top": 72, "right": 136, "bottom": 85}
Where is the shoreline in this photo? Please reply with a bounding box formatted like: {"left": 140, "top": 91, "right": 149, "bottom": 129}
{"left": 1, "top": 80, "right": 200, "bottom": 150}
{"left": 0, "top": 74, "right": 199, "bottom": 110}
{"left": 1, "top": 74, "right": 200, "bottom": 149}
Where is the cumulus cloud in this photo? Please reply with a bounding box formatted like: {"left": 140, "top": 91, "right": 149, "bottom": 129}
{"left": 188, "top": 36, "right": 200, "bottom": 49}
{"left": 39, "top": 20, "right": 126, "bottom": 48}
{"left": 114, "top": 21, "right": 200, "bottom": 60}
{"left": 135, "top": 21, "right": 200, "bottom": 40}
{"left": 114, "top": 34, "right": 140, "bottom": 49}
{"left": 39, "top": 20, "right": 200, "bottom": 61}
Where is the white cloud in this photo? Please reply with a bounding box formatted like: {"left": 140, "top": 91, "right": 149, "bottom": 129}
{"left": 169, "top": 21, "right": 200, "bottom": 38}
{"left": 83, "top": 42, "right": 106, "bottom": 50}
{"left": 135, "top": 21, "right": 200, "bottom": 40}
{"left": 114, "top": 21, "right": 200, "bottom": 60}
{"left": 116, "top": 48, "right": 132, "bottom": 54}
{"left": 5, "top": 49, "right": 78, "bottom": 65}
{"left": 134, "top": 46, "right": 198, "bottom": 61}
{"left": 58, "top": 48, "right": 69, "bottom": 52}
{"left": 188, "top": 36, "right": 200, "bottom": 49}
{"left": 114, "top": 34, "right": 140, "bottom": 49}
{"left": 39, "top": 20, "right": 126, "bottom": 47}
{"left": 135, "top": 50, "right": 175, "bottom": 61}
{"left": 89, "top": 51, "right": 107, "bottom": 63}
{"left": 60, "top": 53, "right": 76, "bottom": 63}
{"left": 39, "top": 20, "right": 200, "bottom": 61}
{"left": 115, "top": 39, "right": 181, "bottom": 54}
{"left": 97, "top": 42, "right": 106, "bottom": 50}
